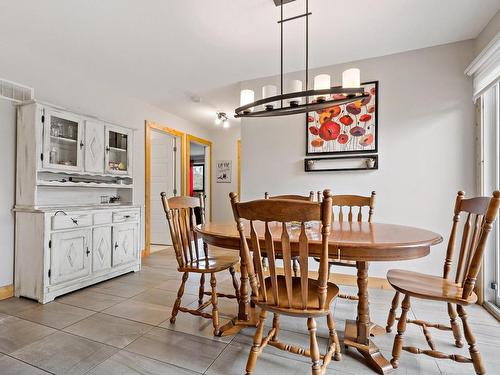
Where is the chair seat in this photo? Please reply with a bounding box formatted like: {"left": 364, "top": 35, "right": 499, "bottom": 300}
{"left": 387, "top": 269, "right": 477, "bottom": 305}
{"left": 257, "top": 275, "right": 339, "bottom": 316}
{"left": 179, "top": 253, "right": 239, "bottom": 273}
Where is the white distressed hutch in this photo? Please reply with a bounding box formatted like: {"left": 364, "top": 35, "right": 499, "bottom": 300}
{"left": 14, "top": 101, "right": 141, "bottom": 303}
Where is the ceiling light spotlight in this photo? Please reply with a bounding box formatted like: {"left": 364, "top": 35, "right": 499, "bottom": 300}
{"left": 215, "top": 112, "right": 228, "bottom": 127}
{"left": 223, "top": 119, "right": 230, "bottom": 128}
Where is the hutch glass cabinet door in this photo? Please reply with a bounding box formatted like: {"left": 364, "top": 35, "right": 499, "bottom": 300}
{"left": 105, "top": 125, "right": 132, "bottom": 175}
{"left": 43, "top": 109, "right": 84, "bottom": 171}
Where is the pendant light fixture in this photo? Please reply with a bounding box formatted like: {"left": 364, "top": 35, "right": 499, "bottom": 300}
{"left": 235, "top": 0, "right": 367, "bottom": 118}
{"left": 215, "top": 112, "right": 229, "bottom": 128}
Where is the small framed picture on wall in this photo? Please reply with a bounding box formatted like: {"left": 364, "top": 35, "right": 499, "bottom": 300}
{"left": 306, "top": 81, "right": 378, "bottom": 155}
{"left": 216, "top": 160, "right": 232, "bottom": 183}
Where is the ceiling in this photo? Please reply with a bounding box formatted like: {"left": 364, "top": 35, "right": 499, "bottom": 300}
{"left": 0, "top": 0, "right": 498, "bottom": 129}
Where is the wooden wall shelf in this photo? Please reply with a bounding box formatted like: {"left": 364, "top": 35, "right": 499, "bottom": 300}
{"left": 304, "top": 155, "right": 378, "bottom": 172}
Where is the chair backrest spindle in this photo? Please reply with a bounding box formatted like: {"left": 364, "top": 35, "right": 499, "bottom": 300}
{"left": 440, "top": 191, "right": 500, "bottom": 299}
{"left": 318, "top": 191, "right": 376, "bottom": 223}
{"left": 160, "top": 193, "right": 206, "bottom": 269}
{"left": 231, "top": 190, "right": 333, "bottom": 312}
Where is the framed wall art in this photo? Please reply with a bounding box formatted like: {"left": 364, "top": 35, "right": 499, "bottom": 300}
{"left": 216, "top": 160, "right": 232, "bottom": 183}
{"left": 306, "top": 80, "right": 378, "bottom": 155}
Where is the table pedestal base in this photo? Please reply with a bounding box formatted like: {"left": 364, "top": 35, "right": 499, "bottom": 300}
{"left": 370, "top": 322, "right": 386, "bottom": 336}
{"left": 344, "top": 319, "right": 394, "bottom": 374}
{"left": 217, "top": 307, "right": 259, "bottom": 337}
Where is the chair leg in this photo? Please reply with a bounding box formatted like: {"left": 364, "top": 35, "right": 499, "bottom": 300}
{"left": 198, "top": 273, "right": 205, "bottom": 305}
{"left": 272, "top": 313, "right": 280, "bottom": 341}
{"left": 448, "top": 303, "right": 463, "bottom": 348}
{"left": 293, "top": 258, "right": 299, "bottom": 278}
{"left": 210, "top": 273, "right": 220, "bottom": 336}
{"left": 245, "top": 309, "right": 268, "bottom": 375}
{"left": 327, "top": 312, "right": 342, "bottom": 361}
{"left": 170, "top": 272, "right": 188, "bottom": 323}
{"left": 386, "top": 291, "right": 400, "bottom": 333}
{"left": 308, "top": 317, "right": 321, "bottom": 375}
{"left": 391, "top": 294, "right": 411, "bottom": 369}
{"left": 457, "top": 305, "right": 485, "bottom": 375}
{"left": 229, "top": 265, "right": 241, "bottom": 300}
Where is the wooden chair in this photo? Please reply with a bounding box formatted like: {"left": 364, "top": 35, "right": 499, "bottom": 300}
{"left": 160, "top": 192, "right": 240, "bottom": 336}
{"left": 386, "top": 191, "right": 500, "bottom": 375}
{"left": 230, "top": 190, "right": 341, "bottom": 375}
{"left": 263, "top": 191, "right": 315, "bottom": 277}
{"left": 315, "top": 191, "right": 376, "bottom": 300}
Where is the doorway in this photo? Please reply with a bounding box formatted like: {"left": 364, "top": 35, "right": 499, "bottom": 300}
{"left": 186, "top": 134, "right": 212, "bottom": 221}
{"left": 145, "top": 121, "right": 184, "bottom": 256}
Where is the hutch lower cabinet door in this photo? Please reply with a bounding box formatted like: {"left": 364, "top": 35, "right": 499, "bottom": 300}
{"left": 92, "top": 226, "right": 112, "bottom": 272}
{"left": 112, "top": 223, "right": 138, "bottom": 267}
{"left": 50, "top": 229, "right": 92, "bottom": 285}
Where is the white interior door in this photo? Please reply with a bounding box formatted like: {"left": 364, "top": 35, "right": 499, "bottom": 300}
{"left": 150, "top": 130, "right": 179, "bottom": 245}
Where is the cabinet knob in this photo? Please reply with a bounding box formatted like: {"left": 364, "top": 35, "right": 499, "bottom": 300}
{"left": 114, "top": 242, "right": 118, "bottom": 250}
{"left": 106, "top": 146, "right": 110, "bottom": 153}
{"left": 80, "top": 141, "right": 84, "bottom": 149}
{"left": 71, "top": 218, "right": 78, "bottom": 225}
{"left": 86, "top": 248, "right": 90, "bottom": 256}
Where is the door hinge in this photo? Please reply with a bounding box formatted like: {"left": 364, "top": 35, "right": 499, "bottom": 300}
{"left": 491, "top": 282, "right": 498, "bottom": 290}
{"left": 40, "top": 153, "right": 44, "bottom": 161}
{"left": 48, "top": 240, "right": 51, "bottom": 248}
{"left": 173, "top": 188, "right": 177, "bottom": 195}
{"left": 48, "top": 269, "right": 51, "bottom": 278}
{"left": 41, "top": 114, "right": 45, "bottom": 124}
{"left": 173, "top": 146, "right": 177, "bottom": 152}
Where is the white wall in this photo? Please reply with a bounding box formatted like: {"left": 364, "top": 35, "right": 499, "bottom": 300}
{"left": 475, "top": 9, "right": 500, "bottom": 54}
{"left": 241, "top": 40, "right": 476, "bottom": 278}
{"left": 0, "top": 100, "right": 16, "bottom": 287}
{"left": 0, "top": 62, "right": 213, "bottom": 288}
{"left": 211, "top": 127, "right": 241, "bottom": 222}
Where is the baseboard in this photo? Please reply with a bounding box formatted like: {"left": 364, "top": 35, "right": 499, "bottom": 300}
{"left": 329, "top": 272, "right": 391, "bottom": 290}
{"left": 0, "top": 284, "right": 13, "bottom": 300}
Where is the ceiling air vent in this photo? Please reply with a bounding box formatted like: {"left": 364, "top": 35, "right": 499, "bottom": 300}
{"left": 0, "top": 78, "right": 34, "bottom": 103}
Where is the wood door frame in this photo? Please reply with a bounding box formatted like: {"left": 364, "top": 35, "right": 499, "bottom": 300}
{"left": 186, "top": 134, "right": 213, "bottom": 221}
{"left": 145, "top": 120, "right": 185, "bottom": 257}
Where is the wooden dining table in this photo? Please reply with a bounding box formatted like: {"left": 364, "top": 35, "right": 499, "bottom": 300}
{"left": 195, "top": 220, "right": 442, "bottom": 374}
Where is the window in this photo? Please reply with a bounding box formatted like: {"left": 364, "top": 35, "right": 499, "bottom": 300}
{"left": 192, "top": 164, "right": 205, "bottom": 192}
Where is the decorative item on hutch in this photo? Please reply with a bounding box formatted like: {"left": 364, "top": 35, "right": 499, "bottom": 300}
{"left": 14, "top": 101, "right": 140, "bottom": 303}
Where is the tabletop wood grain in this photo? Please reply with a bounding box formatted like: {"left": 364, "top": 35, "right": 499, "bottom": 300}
{"left": 196, "top": 221, "right": 443, "bottom": 262}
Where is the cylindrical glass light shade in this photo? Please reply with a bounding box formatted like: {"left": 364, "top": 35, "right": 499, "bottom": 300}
{"left": 262, "top": 85, "right": 277, "bottom": 110}
{"left": 223, "top": 120, "right": 230, "bottom": 128}
{"left": 286, "top": 79, "right": 302, "bottom": 106}
{"left": 342, "top": 68, "right": 360, "bottom": 88}
{"left": 314, "top": 74, "right": 331, "bottom": 90}
{"left": 240, "top": 89, "right": 255, "bottom": 113}
{"left": 214, "top": 117, "right": 221, "bottom": 126}
{"left": 314, "top": 74, "right": 331, "bottom": 102}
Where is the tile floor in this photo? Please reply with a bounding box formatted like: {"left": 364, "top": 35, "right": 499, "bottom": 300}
{"left": 0, "top": 247, "right": 499, "bottom": 374}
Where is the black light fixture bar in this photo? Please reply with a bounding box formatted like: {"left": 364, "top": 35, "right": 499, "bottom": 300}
{"left": 277, "top": 12, "right": 312, "bottom": 24}
{"left": 235, "top": 90, "right": 367, "bottom": 118}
